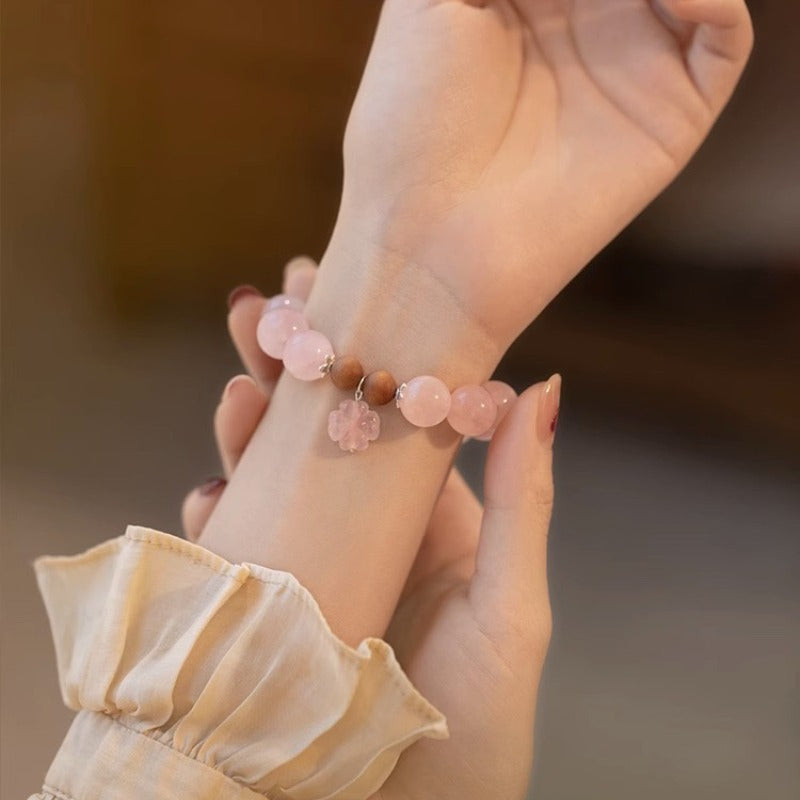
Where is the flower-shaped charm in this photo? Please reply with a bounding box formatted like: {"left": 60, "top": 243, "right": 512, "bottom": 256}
{"left": 328, "top": 399, "right": 380, "bottom": 452}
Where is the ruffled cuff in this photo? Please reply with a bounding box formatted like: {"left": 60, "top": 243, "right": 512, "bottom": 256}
{"left": 33, "top": 526, "right": 447, "bottom": 800}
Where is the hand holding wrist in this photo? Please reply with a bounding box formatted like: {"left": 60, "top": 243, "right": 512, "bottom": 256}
{"left": 200, "top": 236, "right": 505, "bottom": 645}
{"left": 195, "top": 281, "right": 559, "bottom": 800}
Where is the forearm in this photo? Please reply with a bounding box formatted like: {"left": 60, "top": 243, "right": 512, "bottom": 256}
{"left": 199, "top": 227, "right": 502, "bottom": 646}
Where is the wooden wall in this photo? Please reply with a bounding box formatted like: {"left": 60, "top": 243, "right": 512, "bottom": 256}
{"left": 82, "top": 2, "right": 380, "bottom": 311}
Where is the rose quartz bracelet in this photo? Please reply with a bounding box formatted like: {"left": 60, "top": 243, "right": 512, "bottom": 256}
{"left": 257, "top": 293, "right": 517, "bottom": 452}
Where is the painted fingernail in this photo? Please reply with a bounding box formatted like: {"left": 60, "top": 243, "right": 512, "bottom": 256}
{"left": 221, "top": 374, "right": 255, "bottom": 402}
{"left": 227, "top": 284, "right": 261, "bottom": 310}
{"left": 536, "top": 374, "right": 561, "bottom": 445}
{"left": 198, "top": 476, "right": 226, "bottom": 496}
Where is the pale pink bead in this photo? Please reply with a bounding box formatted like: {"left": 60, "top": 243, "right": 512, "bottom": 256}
{"left": 266, "top": 293, "right": 305, "bottom": 311}
{"left": 397, "top": 375, "right": 451, "bottom": 428}
{"left": 283, "top": 329, "right": 334, "bottom": 381}
{"left": 256, "top": 308, "right": 308, "bottom": 359}
{"left": 475, "top": 380, "right": 518, "bottom": 441}
{"left": 328, "top": 399, "right": 380, "bottom": 452}
{"left": 447, "top": 384, "right": 497, "bottom": 437}
{"left": 284, "top": 258, "right": 317, "bottom": 301}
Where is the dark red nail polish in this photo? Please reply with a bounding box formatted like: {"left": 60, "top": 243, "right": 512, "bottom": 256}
{"left": 227, "top": 284, "right": 261, "bottom": 310}
{"left": 198, "top": 476, "right": 226, "bottom": 496}
{"left": 536, "top": 374, "right": 561, "bottom": 445}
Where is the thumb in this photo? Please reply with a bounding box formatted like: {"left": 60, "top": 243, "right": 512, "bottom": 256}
{"left": 468, "top": 375, "right": 560, "bottom": 650}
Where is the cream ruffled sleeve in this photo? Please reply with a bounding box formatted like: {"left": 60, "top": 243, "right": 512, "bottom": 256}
{"left": 30, "top": 526, "right": 448, "bottom": 800}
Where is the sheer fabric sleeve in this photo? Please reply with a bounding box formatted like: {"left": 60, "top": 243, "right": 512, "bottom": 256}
{"left": 29, "top": 526, "right": 447, "bottom": 800}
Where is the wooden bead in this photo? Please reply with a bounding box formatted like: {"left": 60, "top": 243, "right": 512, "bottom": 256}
{"left": 330, "top": 355, "right": 363, "bottom": 390}
{"left": 363, "top": 370, "right": 398, "bottom": 406}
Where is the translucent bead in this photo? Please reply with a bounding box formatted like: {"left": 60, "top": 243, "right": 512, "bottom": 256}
{"left": 266, "top": 293, "right": 305, "bottom": 311}
{"left": 256, "top": 308, "right": 308, "bottom": 359}
{"left": 397, "top": 375, "right": 451, "bottom": 428}
{"left": 328, "top": 399, "right": 380, "bottom": 452}
{"left": 447, "top": 384, "right": 497, "bottom": 437}
{"left": 475, "top": 380, "right": 517, "bottom": 441}
{"left": 283, "top": 329, "right": 334, "bottom": 381}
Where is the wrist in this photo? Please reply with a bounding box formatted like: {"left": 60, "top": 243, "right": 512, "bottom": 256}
{"left": 307, "top": 227, "right": 503, "bottom": 388}
{"left": 202, "top": 227, "right": 508, "bottom": 644}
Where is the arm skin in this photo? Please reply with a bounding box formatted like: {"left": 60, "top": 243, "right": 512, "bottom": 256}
{"left": 199, "top": 233, "right": 501, "bottom": 645}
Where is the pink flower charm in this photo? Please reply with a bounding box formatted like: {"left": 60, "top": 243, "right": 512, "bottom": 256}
{"left": 328, "top": 399, "right": 380, "bottom": 452}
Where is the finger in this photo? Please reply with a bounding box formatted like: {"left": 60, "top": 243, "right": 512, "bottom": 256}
{"left": 283, "top": 255, "right": 318, "bottom": 301}
{"left": 468, "top": 375, "right": 561, "bottom": 650}
{"left": 401, "top": 468, "right": 483, "bottom": 601}
{"left": 215, "top": 375, "right": 270, "bottom": 476}
{"left": 182, "top": 477, "right": 226, "bottom": 542}
{"left": 227, "top": 259, "right": 319, "bottom": 388}
{"left": 660, "top": 0, "right": 754, "bottom": 111}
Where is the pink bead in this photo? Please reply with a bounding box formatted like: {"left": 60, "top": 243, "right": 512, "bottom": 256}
{"left": 284, "top": 258, "right": 317, "bottom": 301}
{"left": 475, "top": 380, "right": 518, "bottom": 440}
{"left": 328, "top": 399, "right": 380, "bottom": 452}
{"left": 256, "top": 308, "right": 308, "bottom": 359}
{"left": 266, "top": 293, "right": 305, "bottom": 311}
{"left": 397, "top": 375, "right": 451, "bottom": 428}
{"left": 283, "top": 329, "right": 334, "bottom": 381}
{"left": 447, "top": 384, "right": 497, "bottom": 437}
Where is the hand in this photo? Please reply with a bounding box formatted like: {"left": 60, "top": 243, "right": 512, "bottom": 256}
{"left": 330, "top": 0, "right": 753, "bottom": 350}
{"left": 182, "top": 266, "right": 560, "bottom": 800}
{"left": 185, "top": 374, "right": 556, "bottom": 800}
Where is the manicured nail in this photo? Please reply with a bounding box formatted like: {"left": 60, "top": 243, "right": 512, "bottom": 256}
{"left": 227, "top": 284, "right": 261, "bottom": 310}
{"left": 198, "top": 476, "right": 226, "bottom": 496}
{"left": 221, "top": 374, "right": 254, "bottom": 402}
{"left": 536, "top": 374, "right": 561, "bottom": 445}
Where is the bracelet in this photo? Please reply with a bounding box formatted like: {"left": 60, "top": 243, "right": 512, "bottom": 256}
{"left": 257, "top": 292, "right": 517, "bottom": 452}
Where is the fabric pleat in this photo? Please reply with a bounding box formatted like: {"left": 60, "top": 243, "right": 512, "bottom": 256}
{"left": 32, "top": 526, "right": 447, "bottom": 800}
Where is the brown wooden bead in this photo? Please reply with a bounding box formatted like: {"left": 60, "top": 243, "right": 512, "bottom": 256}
{"left": 363, "top": 369, "right": 398, "bottom": 406}
{"left": 329, "top": 355, "right": 363, "bottom": 390}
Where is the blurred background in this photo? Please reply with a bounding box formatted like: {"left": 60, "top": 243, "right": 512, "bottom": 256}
{"left": 2, "top": 1, "right": 798, "bottom": 797}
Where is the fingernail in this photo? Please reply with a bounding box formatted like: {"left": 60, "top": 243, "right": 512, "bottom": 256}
{"left": 221, "top": 374, "right": 254, "bottom": 402}
{"left": 227, "top": 284, "right": 261, "bottom": 310}
{"left": 198, "top": 476, "right": 226, "bottom": 496}
{"left": 536, "top": 374, "right": 561, "bottom": 445}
